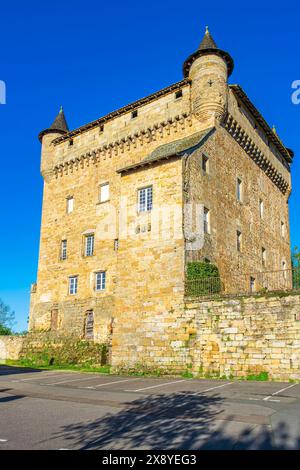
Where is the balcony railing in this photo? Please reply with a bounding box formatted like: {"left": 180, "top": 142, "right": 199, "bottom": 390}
{"left": 185, "top": 267, "right": 300, "bottom": 298}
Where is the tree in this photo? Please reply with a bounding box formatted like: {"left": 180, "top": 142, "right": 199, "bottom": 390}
{"left": 0, "top": 299, "right": 15, "bottom": 335}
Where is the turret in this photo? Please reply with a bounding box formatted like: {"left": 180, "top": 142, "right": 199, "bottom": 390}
{"left": 183, "top": 27, "right": 234, "bottom": 125}
{"left": 38, "top": 107, "right": 69, "bottom": 178}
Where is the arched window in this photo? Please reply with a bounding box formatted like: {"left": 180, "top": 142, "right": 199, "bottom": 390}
{"left": 85, "top": 310, "right": 94, "bottom": 340}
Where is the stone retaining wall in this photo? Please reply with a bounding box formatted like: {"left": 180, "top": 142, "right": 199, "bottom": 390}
{"left": 0, "top": 336, "right": 25, "bottom": 361}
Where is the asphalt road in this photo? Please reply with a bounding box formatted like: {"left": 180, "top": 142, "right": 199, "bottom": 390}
{"left": 1, "top": 365, "right": 300, "bottom": 450}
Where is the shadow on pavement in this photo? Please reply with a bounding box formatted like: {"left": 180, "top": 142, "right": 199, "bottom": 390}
{"left": 51, "top": 391, "right": 300, "bottom": 450}
{"left": 0, "top": 365, "right": 45, "bottom": 376}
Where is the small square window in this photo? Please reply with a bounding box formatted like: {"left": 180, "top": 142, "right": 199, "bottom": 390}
{"left": 237, "top": 178, "right": 243, "bottom": 202}
{"left": 99, "top": 124, "right": 104, "bottom": 133}
{"left": 131, "top": 110, "right": 138, "bottom": 119}
{"left": 69, "top": 139, "right": 74, "bottom": 146}
{"left": 203, "top": 207, "right": 210, "bottom": 234}
{"left": 237, "top": 230, "right": 242, "bottom": 252}
{"left": 259, "top": 199, "right": 264, "bottom": 219}
{"left": 69, "top": 276, "right": 78, "bottom": 295}
{"left": 175, "top": 90, "right": 183, "bottom": 99}
{"left": 67, "top": 197, "right": 74, "bottom": 214}
{"left": 250, "top": 276, "right": 256, "bottom": 293}
{"left": 95, "top": 271, "right": 106, "bottom": 291}
{"left": 202, "top": 154, "right": 209, "bottom": 174}
{"left": 138, "top": 186, "right": 153, "bottom": 212}
{"left": 281, "top": 221, "right": 285, "bottom": 238}
{"left": 262, "top": 247, "right": 266, "bottom": 267}
{"left": 99, "top": 183, "right": 109, "bottom": 203}
{"left": 85, "top": 234, "right": 94, "bottom": 257}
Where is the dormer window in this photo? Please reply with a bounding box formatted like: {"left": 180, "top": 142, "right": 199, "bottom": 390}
{"left": 175, "top": 90, "right": 183, "bottom": 99}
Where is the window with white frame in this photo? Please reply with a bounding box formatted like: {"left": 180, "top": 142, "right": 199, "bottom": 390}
{"left": 99, "top": 183, "right": 109, "bottom": 203}
{"left": 236, "top": 178, "right": 243, "bottom": 202}
{"left": 259, "top": 199, "right": 264, "bottom": 219}
{"left": 60, "top": 240, "right": 67, "bottom": 260}
{"left": 84, "top": 234, "right": 94, "bottom": 257}
{"left": 203, "top": 207, "right": 210, "bottom": 234}
{"left": 138, "top": 186, "right": 153, "bottom": 212}
{"left": 95, "top": 271, "right": 106, "bottom": 291}
{"left": 66, "top": 197, "right": 74, "bottom": 213}
{"left": 69, "top": 276, "right": 78, "bottom": 295}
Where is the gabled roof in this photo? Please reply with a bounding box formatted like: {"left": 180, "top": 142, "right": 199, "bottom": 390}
{"left": 117, "top": 128, "right": 215, "bottom": 174}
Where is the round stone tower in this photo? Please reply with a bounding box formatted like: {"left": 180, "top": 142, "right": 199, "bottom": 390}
{"left": 183, "top": 27, "right": 234, "bottom": 125}
{"left": 38, "top": 107, "right": 69, "bottom": 179}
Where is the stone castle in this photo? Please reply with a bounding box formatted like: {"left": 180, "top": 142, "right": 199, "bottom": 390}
{"left": 29, "top": 28, "right": 295, "bottom": 374}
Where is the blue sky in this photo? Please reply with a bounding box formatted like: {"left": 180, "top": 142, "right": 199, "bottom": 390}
{"left": 0, "top": 0, "right": 299, "bottom": 331}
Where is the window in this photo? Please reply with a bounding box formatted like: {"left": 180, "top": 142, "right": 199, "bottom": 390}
{"left": 175, "top": 90, "right": 182, "bottom": 99}
{"left": 281, "top": 221, "right": 285, "bottom": 238}
{"left": 95, "top": 271, "right": 106, "bottom": 292}
{"left": 69, "top": 276, "right": 78, "bottom": 295}
{"left": 99, "top": 183, "right": 109, "bottom": 203}
{"left": 202, "top": 154, "right": 209, "bottom": 174}
{"left": 66, "top": 197, "right": 74, "bottom": 214}
{"left": 85, "top": 311, "right": 94, "bottom": 340}
{"left": 259, "top": 199, "right": 264, "bottom": 219}
{"left": 69, "top": 139, "right": 73, "bottom": 146}
{"left": 138, "top": 186, "right": 153, "bottom": 212}
{"left": 60, "top": 240, "right": 67, "bottom": 260}
{"left": 203, "top": 207, "right": 210, "bottom": 234}
{"left": 114, "top": 239, "right": 119, "bottom": 251}
{"left": 99, "top": 124, "right": 104, "bottom": 133}
{"left": 282, "top": 260, "right": 287, "bottom": 279}
{"left": 262, "top": 247, "right": 266, "bottom": 268}
{"left": 236, "top": 178, "right": 242, "bottom": 202}
{"left": 131, "top": 110, "right": 138, "bottom": 119}
{"left": 237, "top": 230, "right": 242, "bottom": 252}
{"left": 85, "top": 234, "right": 94, "bottom": 257}
{"left": 250, "top": 276, "right": 256, "bottom": 293}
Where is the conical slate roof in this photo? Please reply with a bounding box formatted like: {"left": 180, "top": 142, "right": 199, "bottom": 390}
{"left": 38, "top": 107, "right": 69, "bottom": 142}
{"left": 183, "top": 27, "right": 234, "bottom": 78}
{"left": 199, "top": 26, "right": 218, "bottom": 50}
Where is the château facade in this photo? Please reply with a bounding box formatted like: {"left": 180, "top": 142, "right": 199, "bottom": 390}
{"left": 29, "top": 28, "right": 293, "bottom": 369}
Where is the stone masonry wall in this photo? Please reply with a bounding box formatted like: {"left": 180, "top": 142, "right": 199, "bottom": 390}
{"left": 112, "top": 293, "right": 300, "bottom": 381}
{"left": 0, "top": 336, "right": 25, "bottom": 361}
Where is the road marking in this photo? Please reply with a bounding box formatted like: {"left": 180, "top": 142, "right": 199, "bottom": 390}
{"left": 263, "top": 383, "right": 298, "bottom": 401}
{"left": 192, "top": 382, "right": 234, "bottom": 396}
{"left": 12, "top": 372, "right": 73, "bottom": 383}
{"left": 126, "top": 379, "right": 187, "bottom": 392}
{"left": 0, "top": 439, "right": 8, "bottom": 443}
{"left": 45, "top": 375, "right": 108, "bottom": 386}
{"left": 85, "top": 378, "right": 141, "bottom": 389}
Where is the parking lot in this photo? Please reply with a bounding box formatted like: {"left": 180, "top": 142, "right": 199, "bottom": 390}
{"left": 1, "top": 365, "right": 300, "bottom": 449}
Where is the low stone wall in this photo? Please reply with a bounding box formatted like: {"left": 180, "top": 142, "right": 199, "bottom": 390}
{"left": 112, "top": 293, "right": 300, "bottom": 380}
{"left": 0, "top": 336, "right": 26, "bottom": 361}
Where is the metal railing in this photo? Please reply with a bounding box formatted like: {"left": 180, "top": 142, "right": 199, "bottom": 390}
{"left": 185, "top": 267, "right": 300, "bottom": 298}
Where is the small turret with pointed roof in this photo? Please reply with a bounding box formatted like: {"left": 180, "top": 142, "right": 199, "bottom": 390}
{"left": 38, "top": 106, "right": 69, "bottom": 143}
{"left": 183, "top": 26, "right": 234, "bottom": 78}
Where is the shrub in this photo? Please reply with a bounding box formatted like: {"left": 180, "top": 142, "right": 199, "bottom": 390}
{"left": 186, "top": 261, "right": 221, "bottom": 295}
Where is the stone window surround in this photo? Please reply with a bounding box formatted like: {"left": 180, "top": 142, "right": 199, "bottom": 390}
{"left": 98, "top": 182, "right": 110, "bottom": 204}
{"left": 137, "top": 185, "right": 153, "bottom": 213}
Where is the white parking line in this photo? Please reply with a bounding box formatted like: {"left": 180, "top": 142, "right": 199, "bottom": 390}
{"left": 45, "top": 375, "right": 108, "bottom": 386}
{"left": 85, "top": 377, "right": 143, "bottom": 389}
{"left": 125, "top": 380, "right": 187, "bottom": 392}
{"left": 0, "top": 439, "right": 8, "bottom": 443}
{"left": 263, "top": 383, "right": 298, "bottom": 401}
{"left": 192, "top": 382, "right": 234, "bottom": 396}
{"left": 12, "top": 372, "right": 73, "bottom": 383}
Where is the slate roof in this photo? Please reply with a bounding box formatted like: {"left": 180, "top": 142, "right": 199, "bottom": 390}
{"left": 183, "top": 27, "right": 234, "bottom": 78}
{"left": 117, "top": 128, "right": 215, "bottom": 174}
{"left": 38, "top": 107, "right": 69, "bottom": 142}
